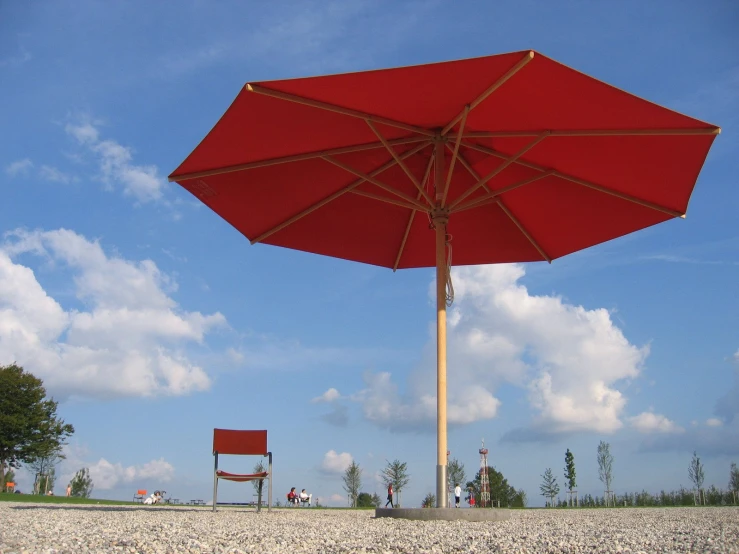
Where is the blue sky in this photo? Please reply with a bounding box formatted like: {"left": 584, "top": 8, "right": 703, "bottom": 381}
{"left": 1, "top": 0, "right": 737, "bottom": 507}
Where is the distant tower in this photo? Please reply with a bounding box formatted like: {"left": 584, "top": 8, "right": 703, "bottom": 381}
{"left": 479, "top": 439, "right": 490, "bottom": 508}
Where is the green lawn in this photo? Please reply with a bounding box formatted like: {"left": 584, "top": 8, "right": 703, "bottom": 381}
{"left": 0, "top": 492, "right": 136, "bottom": 506}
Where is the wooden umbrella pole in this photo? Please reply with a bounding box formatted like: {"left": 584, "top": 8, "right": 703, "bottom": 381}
{"left": 434, "top": 138, "right": 449, "bottom": 508}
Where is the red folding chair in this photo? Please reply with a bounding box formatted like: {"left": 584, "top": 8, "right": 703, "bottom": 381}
{"left": 212, "top": 429, "right": 272, "bottom": 512}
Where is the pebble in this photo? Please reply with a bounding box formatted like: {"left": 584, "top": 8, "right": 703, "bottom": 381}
{"left": 0, "top": 504, "right": 737, "bottom": 553}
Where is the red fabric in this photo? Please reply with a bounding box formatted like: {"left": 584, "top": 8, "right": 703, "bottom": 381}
{"left": 216, "top": 470, "right": 268, "bottom": 482}
{"left": 171, "top": 50, "right": 718, "bottom": 268}
{"left": 213, "top": 429, "right": 267, "bottom": 455}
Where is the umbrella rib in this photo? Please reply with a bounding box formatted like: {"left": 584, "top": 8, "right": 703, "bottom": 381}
{"left": 394, "top": 152, "right": 436, "bottom": 271}
{"left": 448, "top": 134, "right": 549, "bottom": 210}
{"left": 460, "top": 140, "right": 685, "bottom": 218}
{"left": 366, "top": 120, "right": 435, "bottom": 208}
{"left": 449, "top": 127, "right": 720, "bottom": 139}
{"left": 246, "top": 84, "right": 435, "bottom": 137}
{"left": 168, "top": 137, "right": 427, "bottom": 182}
{"left": 251, "top": 142, "right": 429, "bottom": 245}
{"left": 452, "top": 150, "right": 551, "bottom": 262}
{"left": 441, "top": 51, "right": 535, "bottom": 136}
{"left": 496, "top": 200, "right": 552, "bottom": 263}
{"left": 442, "top": 106, "right": 469, "bottom": 208}
{"left": 449, "top": 147, "right": 555, "bottom": 212}
{"left": 350, "top": 189, "right": 423, "bottom": 212}
{"left": 322, "top": 156, "right": 429, "bottom": 211}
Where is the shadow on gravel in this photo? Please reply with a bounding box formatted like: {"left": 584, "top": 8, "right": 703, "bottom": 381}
{"left": 9, "top": 505, "right": 253, "bottom": 513}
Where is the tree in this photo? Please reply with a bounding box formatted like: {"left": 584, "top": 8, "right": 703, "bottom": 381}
{"left": 514, "top": 488, "right": 528, "bottom": 508}
{"left": 596, "top": 441, "right": 614, "bottom": 492}
{"left": 422, "top": 492, "right": 435, "bottom": 508}
{"left": 69, "top": 468, "right": 94, "bottom": 498}
{"left": 540, "top": 468, "right": 560, "bottom": 506}
{"left": 251, "top": 460, "right": 266, "bottom": 503}
{"left": 0, "top": 364, "right": 74, "bottom": 488}
{"left": 381, "top": 459, "right": 410, "bottom": 508}
{"left": 1, "top": 465, "right": 15, "bottom": 492}
{"left": 370, "top": 492, "right": 381, "bottom": 507}
{"left": 34, "top": 466, "right": 57, "bottom": 495}
{"left": 688, "top": 451, "right": 705, "bottom": 490}
{"left": 28, "top": 448, "right": 63, "bottom": 494}
{"left": 729, "top": 462, "right": 739, "bottom": 492}
{"left": 356, "top": 492, "right": 375, "bottom": 508}
{"left": 564, "top": 448, "right": 577, "bottom": 506}
{"left": 342, "top": 461, "right": 362, "bottom": 507}
{"left": 468, "top": 465, "right": 518, "bottom": 507}
{"left": 447, "top": 457, "right": 466, "bottom": 503}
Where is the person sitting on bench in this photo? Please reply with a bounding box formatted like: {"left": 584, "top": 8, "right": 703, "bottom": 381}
{"left": 287, "top": 487, "right": 300, "bottom": 506}
{"left": 299, "top": 489, "right": 312, "bottom": 506}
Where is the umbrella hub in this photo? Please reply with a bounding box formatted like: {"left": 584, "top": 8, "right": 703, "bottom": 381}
{"left": 430, "top": 209, "right": 450, "bottom": 227}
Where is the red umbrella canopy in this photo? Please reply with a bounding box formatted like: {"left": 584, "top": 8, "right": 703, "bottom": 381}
{"left": 170, "top": 50, "right": 719, "bottom": 269}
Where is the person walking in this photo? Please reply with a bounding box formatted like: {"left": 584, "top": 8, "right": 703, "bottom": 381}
{"left": 385, "top": 483, "right": 394, "bottom": 508}
{"left": 454, "top": 483, "right": 461, "bottom": 508}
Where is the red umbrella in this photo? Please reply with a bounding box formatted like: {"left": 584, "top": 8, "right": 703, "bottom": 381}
{"left": 170, "top": 50, "right": 719, "bottom": 508}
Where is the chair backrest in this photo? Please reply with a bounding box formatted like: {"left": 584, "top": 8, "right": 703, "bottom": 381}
{"left": 6, "top": 482, "right": 14, "bottom": 488}
{"left": 137, "top": 489, "right": 147, "bottom": 495}
{"left": 213, "top": 429, "right": 268, "bottom": 455}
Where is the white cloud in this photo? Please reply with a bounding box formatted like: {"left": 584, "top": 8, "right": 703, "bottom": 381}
{"left": 356, "top": 264, "right": 647, "bottom": 435}
{"left": 84, "top": 457, "right": 174, "bottom": 490}
{"left": 312, "top": 387, "right": 341, "bottom": 403}
{"left": 320, "top": 450, "right": 352, "bottom": 475}
{"left": 65, "top": 120, "right": 165, "bottom": 202}
{"left": 329, "top": 493, "right": 344, "bottom": 502}
{"left": 39, "top": 165, "right": 74, "bottom": 184}
{"left": 629, "top": 412, "right": 684, "bottom": 434}
{"left": 0, "top": 228, "right": 226, "bottom": 399}
{"left": 5, "top": 158, "right": 33, "bottom": 176}
{"left": 705, "top": 418, "right": 722, "bottom": 427}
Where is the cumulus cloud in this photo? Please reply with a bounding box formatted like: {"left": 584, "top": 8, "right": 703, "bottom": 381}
{"left": 320, "top": 450, "right": 352, "bottom": 475}
{"left": 312, "top": 388, "right": 341, "bottom": 403}
{"left": 0, "top": 228, "right": 226, "bottom": 398}
{"left": 628, "top": 412, "right": 684, "bottom": 434}
{"left": 86, "top": 458, "right": 175, "bottom": 490}
{"left": 705, "top": 418, "right": 722, "bottom": 427}
{"left": 65, "top": 120, "right": 166, "bottom": 202}
{"left": 355, "top": 264, "right": 647, "bottom": 436}
{"left": 312, "top": 388, "right": 349, "bottom": 426}
{"left": 5, "top": 158, "right": 33, "bottom": 176}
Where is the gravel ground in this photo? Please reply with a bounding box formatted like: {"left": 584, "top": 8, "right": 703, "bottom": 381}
{"left": 1, "top": 503, "right": 737, "bottom": 553}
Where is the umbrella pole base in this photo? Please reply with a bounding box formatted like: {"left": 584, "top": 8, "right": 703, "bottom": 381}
{"left": 436, "top": 464, "right": 448, "bottom": 508}
{"left": 375, "top": 507, "right": 511, "bottom": 522}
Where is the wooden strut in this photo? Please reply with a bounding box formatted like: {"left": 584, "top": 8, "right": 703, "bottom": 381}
{"left": 366, "top": 120, "right": 435, "bottom": 207}
{"left": 453, "top": 150, "right": 552, "bottom": 262}
{"left": 446, "top": 127, "right": 721, "bottom": 139}
{"left": 441, "top": 50, "right": 535, "bottom": 135}
{"left": 442, "top": 106, "right": 468, "bottom": 207}
{"left": 246, "top": 83, "right": 435, "bottom": 137}
{"left": 251, "top": 142, "right": 429, "bottom": 244}
{"left": 394, "top": 153, "right": 435, "bottom": 271}
{"left": 168, "top": 137, "right": 428, "bottom": 182}
{"left": 322, "top": 156, "right": 429, "bottom": 211}
{"left": 448, "top": 133, "right": 549, "bottom": 210}
{"left": 350, "top": 189, "right": 424, "bottom": 212}
{"left": 459, "top": 140, "right": 685, "bottom": 218}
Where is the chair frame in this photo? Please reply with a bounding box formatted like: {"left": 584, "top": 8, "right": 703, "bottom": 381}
{"left": 212, "top": 429, "right": 272, "bottom": 512}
